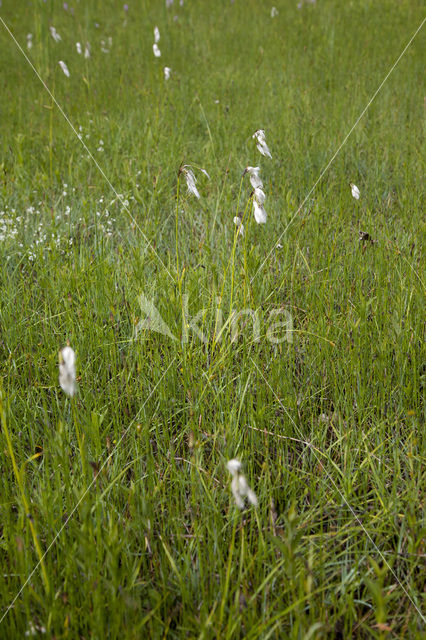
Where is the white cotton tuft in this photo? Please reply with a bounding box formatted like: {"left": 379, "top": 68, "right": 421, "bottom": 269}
{"left": 153, "top": 43, "right": 161, "bottom": 57}
{"left": 164, "top": 66, "right": 171, "bottom": 80}
{"left": 253, "top": 200, "right": 267, "bottom": 224}
{"left": 350, "top": 183, "right": 360, "bottom": 200}
{"left": 253, "top": 187, "right": 266, "bottom": 205}
{"left": 182, "top": 166, "right": 200, "bottom": 199}
{"left": 154, "top": 26, "right": 160, "bottom": 43}
{"left": 253, "top": 129, "right": 272, "bottom": 159}
{"left": 227, "top": 459, "right": 258, "bottom": 509}
{"left": 76, "top": 42, "right": 82, "bottom": 55}
{"left": 227, "top": 459, "right": 242, "bottom": 475}
{"left": 50, "top": 26, "right": 62, "bottom": 42}
{"left": 244, "top": 166, "right": 263, "bottom": 190}
{"left": 59, "top": 346, "right": 76, "bottom": 397}
{"left": 58, "top": 60, "right": 70, "bottom": 77}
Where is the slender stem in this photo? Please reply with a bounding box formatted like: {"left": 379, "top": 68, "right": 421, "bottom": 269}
{"left": 175, "top": 174, "right": 180, "bottom": 282}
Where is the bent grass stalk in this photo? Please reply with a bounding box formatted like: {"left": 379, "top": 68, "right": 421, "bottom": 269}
{"left": 0, "top": 387, "right": 50, "bottom": 596}
{"left": 211, "top": 176, "right": 248, "bottom": 349}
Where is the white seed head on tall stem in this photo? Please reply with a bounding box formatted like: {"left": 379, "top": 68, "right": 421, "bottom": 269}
{"left": 253, "top": 199, "right": 267, "bottom": 224}
{"left": 180, "top": 165, "right": 210, "bottom": 199}
{"left": 181, "top": 166, "right": 200, "bottom": 199}
{"left": 50, "top": 26, "right": 62, "bottom": 42}
{"left": 253, "top": 187, "right": 266, "bottom": 205}
{"left": 154, "top": 26, "right": 160, "bottom": 43}
{"left": 58, "top": 61, "right": 70, "bottom": 77}
{"left": 153, "top": 43, "right": 161, "bottom": 57}
{"left": 164, "top": 66, "right": 172, "bottom": 80}
{"left": 244, "top": 166, "right": 263, "bottom": 190}
{"left": 59, "top": 346, "right": 76, "bottom": 397}
{"left": 350, "top": 183, "right": 360, "bottom": 200}
{"left": 227, "top": 459, "right": 258, "bottom": 509}
{"left": 253, "top": 129, "right": 272, "bottom": 159}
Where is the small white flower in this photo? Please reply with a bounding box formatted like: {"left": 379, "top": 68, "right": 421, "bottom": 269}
{"left": 227, "top": 459, "right": 258, "bottom": 509}
{"left": 244, "top": 166, "right": 263, "bottom": 190}
{"left": 181, "top": 166, "right": 200, "bottom": 199}
{"left": 253, "top": 187, "right": 266, "bottom": 205}
{"left": 253, "top": 129, "right": 272, "bottom": 159}
{"left": 350, "top": 183, "right": 360, "bottom": 200}
{"left": 253, "top": 200, "right": 267, "bottom": 224}
{"left": 153, "top": 43, "right": 161, "bottom": 57}
{"left": 233, "top": 215, "right": 244, "bottom": 236}
{"left": 76, "top": 41, "right": 82, "bottom": 55}
{"left": 50, "top": 26, "right": 62, "bottom": 42}
{"left": 59, "top": 346, "right": 76, "bottom": 397}
{"left": 154, "top": 26, "right": 160, "bottom": 43}
{"left": 164, "top": 66, "right": 172, "bottom": 80}
{"left": 58, "top": 60, "right": 70, "bottom": 77}
{"left": 271, "top": 6, "right": 278, "bottom": 17}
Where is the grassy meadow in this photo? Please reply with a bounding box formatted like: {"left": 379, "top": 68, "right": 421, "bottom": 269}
{"left": 0, "top": 0, "right": 425, "bottom": 637}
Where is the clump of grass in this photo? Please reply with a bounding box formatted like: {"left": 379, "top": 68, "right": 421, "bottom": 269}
{"left": 0, "top": 0, "right": 424, "bottom": 637}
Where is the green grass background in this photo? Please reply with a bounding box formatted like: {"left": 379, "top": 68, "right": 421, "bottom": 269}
{"left": 0, "top": 0, "right": 424, "bottom": 637}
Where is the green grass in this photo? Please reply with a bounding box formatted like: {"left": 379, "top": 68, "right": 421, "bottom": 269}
{"left": 0, "top": 0, "right": 424, "bottom": 637}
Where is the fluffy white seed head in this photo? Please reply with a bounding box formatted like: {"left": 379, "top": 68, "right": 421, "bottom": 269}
{"left": 50, "top": 26, "right": 62, "bottom": 42}
{"left": 154, "top": 26, "right": 160, "bottom": 43}
{"left": 58, "top": 61, "right": 70, "bottom": 77}
{"left": 153, "top": 43, "right": 161, "bottom": 57}
{"left": 84, "top": 43, "right": 91, "bottom": 58}
{"left": 350, "top": 183, "right": 360, "bottom": 200}
{"left": 253, "top": 200, "right": 267, "bottom": 224}
{"left": 76, "top": 42, "right": 82, "bottom": 55}
{"left": 244, "top": 166, "right": 263, "bottom": 190}
{"left": 227, "top": 458, "right": 242, "bottom": 475}
{"left": 182, "top": 166, "right": 200, "bottom": 199}
{"left": 164, "top": 66, "right": 171, "bottom": 80}
{"left": 181, "top": 165, "right": 209, "bottom": 198}
{"left": 271, "top": 6, "right": 279, "bottom": 17}
{"left": 253, "top": 187, "right": 266, "bottom": 205}
{"left": 253, "top": 129, "right": 272, "bottom": 158}
{"left": 227, "top": 459, "right": 258, "bottom": 509}
{"left": 59, "top": 346, "right": 76, "bottom": 397}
